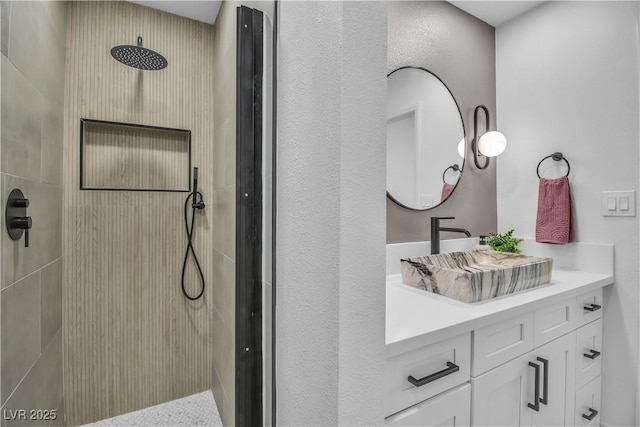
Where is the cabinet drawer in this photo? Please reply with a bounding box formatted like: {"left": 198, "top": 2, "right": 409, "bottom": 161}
{"left": 576, "top": 289, "right": 603, "bottom": 327}
{"left": 472, "top": 312, "right": 534, "bottom": 376}
{"left": 575, "top": 319, "right": 602, "bottom": 389}
{"left": 385, "top": 332, "right": 471, "bottom": 417}
{"left": 385, "top": 383, "right": 470, "bottom": 426}
{"left": 534, "top": 297, "right": 575, "bottom": 347}
{"left": 575, "top": 377, "right": 601, "bottom": 427}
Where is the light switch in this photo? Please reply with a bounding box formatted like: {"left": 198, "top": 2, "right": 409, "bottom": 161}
{"left": 602, "top": 190, "right": 636, "bottom": 217}
{"left": 620, "top": 196, "right": 629, "bottom": 211}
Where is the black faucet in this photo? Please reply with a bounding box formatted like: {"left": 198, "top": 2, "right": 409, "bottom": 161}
{"left": 430, "top": 217, "right": 472, "bottom": 254}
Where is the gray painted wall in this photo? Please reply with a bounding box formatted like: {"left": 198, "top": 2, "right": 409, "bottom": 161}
{"left": 0, "top": 0, "right": 65, "bottom": 422}
{"left": 387, "top": 1, "right": 498, "bottom": 243}
{"left": 496, "top": 2, "right": 639, "bottom": 425}
{"left": 277, "top": 2, "right": 387, "bottom": 425}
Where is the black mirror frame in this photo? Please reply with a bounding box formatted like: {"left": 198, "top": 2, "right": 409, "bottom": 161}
{"left": 386, "top": 66, "right": 466, "bottom": 211}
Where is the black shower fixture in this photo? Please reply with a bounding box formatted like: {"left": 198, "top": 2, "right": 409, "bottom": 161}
{"left": 111, "top": 36, "right": 168, "bottom": 70}
{"left": 182, "top": 167, "right": 206, "bottom": 300}
{"left": 6, "top": 189, "right": 32, "bottom": 247}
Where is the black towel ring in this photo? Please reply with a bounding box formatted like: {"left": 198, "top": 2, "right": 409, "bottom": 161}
{"left": 442, "top": 164, "right": 461, "bottom": 184}
{"left": 536, "top": 152, "right": 570, "bottom": 179}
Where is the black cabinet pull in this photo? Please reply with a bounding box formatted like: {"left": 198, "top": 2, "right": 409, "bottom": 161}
{"left": 537, "top": 357, "right": 549, "bottom": 405}
{"left": 407, "top": 362, "right": 459, "bottom": 387}
{"left": 582, "top": 408, "right": 598, "bottom": 421}
{"left": 528, "top": 361, "right": 540, "bottom": 412}
{"left": 584, "top": 349, "right": 601, "bottom": 360}
{"left": 584, "top": 303, "right": 602, "bottom": 312}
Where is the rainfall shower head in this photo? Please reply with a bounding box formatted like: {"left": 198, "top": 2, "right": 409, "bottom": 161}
{"left": 110, "top": 36, "right": 167, "bottom": 71}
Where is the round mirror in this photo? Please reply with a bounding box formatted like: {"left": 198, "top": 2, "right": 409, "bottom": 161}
{"left": 387, "top": 67, "right": 465, "bottom": 210}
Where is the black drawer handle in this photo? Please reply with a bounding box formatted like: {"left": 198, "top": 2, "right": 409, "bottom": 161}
{"left": 537, "top": 357, "right": 549, "bottom": 405}
{"left": 582, "top": 408, "right": 598, "bottom": 421}
{"left": 584, "top": 349, "right": 601, "bottom": 360}
{"left": 528, "top": 361, "right": 540, "bottom": 412}
{"left": 407, "top": 362, "right": 459, "bottom": 387}
{"left": 584, "top": 303, "right": 602, "bottom": 312}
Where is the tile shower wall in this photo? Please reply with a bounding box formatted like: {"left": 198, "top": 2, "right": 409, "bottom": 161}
{"left": 63, "top": 2, "right": 215, "bottom": 425}
{"left": 0, "top": 1, "right": 66, "bottom": 426}
{"left": 211, "top": 3, "right": 236, "bottom": 426}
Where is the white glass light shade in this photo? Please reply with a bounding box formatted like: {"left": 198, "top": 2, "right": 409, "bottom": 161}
{"left": 478, "top": 131, "right": 507, "bottom": 157}
{"left": 457, "top": 138, "right": 465, "bottom": 158}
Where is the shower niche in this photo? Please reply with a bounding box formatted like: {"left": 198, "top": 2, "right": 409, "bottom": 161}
{"left": 79, "top": 118, "right": 191, "bottom": 191}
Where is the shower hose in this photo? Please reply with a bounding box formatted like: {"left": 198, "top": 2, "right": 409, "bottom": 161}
{"left": 181, "top": 191, "right": 206, "bottom": 300}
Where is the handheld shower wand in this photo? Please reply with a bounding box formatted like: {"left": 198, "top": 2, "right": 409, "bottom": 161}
{"left": 182, "top": 167, "right": 206, "bottom": 300}
{"left": 192, "top": 167, "right": 205, "bottom": 209}
{"left": 193, "top": 167, "right": 198, "bottom": 204}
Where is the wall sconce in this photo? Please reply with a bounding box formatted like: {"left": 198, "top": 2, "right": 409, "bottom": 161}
{"left": 472, "top": 105, "right": 507, "bottom": 170}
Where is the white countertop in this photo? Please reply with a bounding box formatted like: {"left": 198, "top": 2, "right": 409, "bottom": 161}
{"left": 386, "top": 269, "right": 614, "bottom": 358}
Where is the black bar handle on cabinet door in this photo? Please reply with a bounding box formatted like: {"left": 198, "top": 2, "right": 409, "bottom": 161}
{"left": 584, "top": 349, "right": 601, "bottom": 360}
{"left": 582, "top": 408, "right": 598, "bottom": 421}
{"left": 584, "top": 303, "right": 602, "bottom": 312}
{"left": 528, "top": 362, "right": 540, "bottom": 412}
{"left": 407, "top": 362, "right": 459, "bottom": 388}
{"left": 536, "top": 357, "right": 549, "bottom": 405}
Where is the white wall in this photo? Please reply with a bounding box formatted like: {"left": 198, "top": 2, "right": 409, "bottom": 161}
{"left": 277, "top": 2, "right": 387, "bottom": 425}
{"left": 496, "top": 2, "right": 639, "bottom": 425}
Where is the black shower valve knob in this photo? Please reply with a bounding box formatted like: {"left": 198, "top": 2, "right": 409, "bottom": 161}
{"left": 12, "top": 216, "right": 32, "bottom": 230}
{"left": 14, "top": 198, "right": 29, "bottom": 208}
{"left": 12, "top": 217, "right": 31, "bottom": 248}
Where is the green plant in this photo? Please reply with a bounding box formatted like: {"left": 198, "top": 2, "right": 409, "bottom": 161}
{"left": 486, "top": 229, "right": 524, "bottom": 254}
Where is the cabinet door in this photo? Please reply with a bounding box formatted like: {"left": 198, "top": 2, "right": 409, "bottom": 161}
{"left": 385, "top": 383, "right": 471, "bottom": 427}
{"left": 530, "top": 332, "right": 576, "bottom": 427}
{"left": 472, "top": 353, "right": 533, "bottom": 427}
{"left": 473, "top": 332, "right": 577, "bottom": 427}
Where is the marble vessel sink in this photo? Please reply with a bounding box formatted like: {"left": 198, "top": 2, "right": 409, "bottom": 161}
{"left": 400, "top": 248, "right": 553, "bottom": 303}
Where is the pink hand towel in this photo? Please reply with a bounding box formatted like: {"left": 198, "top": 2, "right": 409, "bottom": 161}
{"left": 441, "top": 183, "right": 455, "bottom": 202}
{"left": 536, "top": 176, "right": 575, "bottom": 244}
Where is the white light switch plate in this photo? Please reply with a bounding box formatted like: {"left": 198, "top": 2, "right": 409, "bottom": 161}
{"left": 602, "top": 190, "right": 636, "bottom": 217}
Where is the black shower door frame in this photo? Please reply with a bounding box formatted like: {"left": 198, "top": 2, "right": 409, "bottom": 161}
{"left": 236, "top": 5, "right": 264, "bottom": 427}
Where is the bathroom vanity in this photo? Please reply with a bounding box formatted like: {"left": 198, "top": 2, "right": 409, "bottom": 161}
{"left": 385, "top": 239, "right": 613, "bottom": 426}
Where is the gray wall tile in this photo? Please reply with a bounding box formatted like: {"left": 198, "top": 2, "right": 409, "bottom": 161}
{"left": 40, "top": 100, "right": 63, "bottom": 186}
{"left": 1, "top": 55, "right": 42, "bottom": 182}
{"left": 1, "top": 1, "right": 65, "bottom": 424}
{"left": 51, "top": 397, "right": 63, "bottom": 427}
{"left": 40, "top": 260, "right": 61, "bottom": 349}
{"left": 4, "top": 330, "right": 62, "bottom": 427}
{"left": 1, "top": 272, "right": 41, "bottom": 405}
{"left": 1, "top": 1, "right": 11, "bottom": 57}
{"left": 3, "top": 176, "right": 62, "bottom": 287}
{"left": 8, "top": 1, "right": 66, "bottom": 106}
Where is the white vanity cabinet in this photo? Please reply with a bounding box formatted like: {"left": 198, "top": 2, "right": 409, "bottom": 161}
{"left": 385, "top": 289, "right": 604, "bottom": 427}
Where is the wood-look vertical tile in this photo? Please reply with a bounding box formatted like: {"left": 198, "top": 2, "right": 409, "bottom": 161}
{"left": 63, "top": 2, "right": 216, "bottom": 425}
